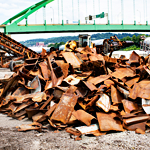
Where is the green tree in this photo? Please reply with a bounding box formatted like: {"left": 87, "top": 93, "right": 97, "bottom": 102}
{"left": 132, "top": 35, "right": 137, "bottom": 43}
{"left": 126, "top": 36, "right": 131, "bottom": 41}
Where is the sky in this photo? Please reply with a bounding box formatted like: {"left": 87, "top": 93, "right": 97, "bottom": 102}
{"left": 0, "top": 0, "right": 150, "bottom": 42}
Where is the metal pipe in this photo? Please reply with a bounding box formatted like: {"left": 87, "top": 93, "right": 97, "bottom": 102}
{"left": 93, "top": 0, "right": 95, "bottom": 24}
{"left": 50, "top": 7, "right": 54, "bottom": 24}
{"left": 35, "top": 11, "right": 38, "bottom": 24}
{"left": 25, "top": 18, "right": 28, "bottom": 26}
{"left": 86, "top": 0, "right": 87, "bottom": 24}
{"left": 78, "top": 0, "right": 80, "bottom": 25}
{"left": 117, "top": 12, "right": 121, "bottom": 24}
{"left": 121, "top": 0, "right": 124, "bottom": 25}
{"left": 111, "top": 0, "right": 113, "bottom": 23}
{"left": 137, "top": 10, "right": 141, "bottom": 24}
{"left": 99, "top": 0, "right": 100, "bottom": 13}
{"left": 72, "top": 0, "right": 74, "bottom": 21}
{"left": 143, "top": 0, "right": 145, "bottom": 24}
{"left": 61, "top": 0, "right": 63, "bottom": 25}
{"left": 43, "top": 6, "right": 46, "bottom": 25}
{"left": 107, "top": 0, "right": 110, "bottom": 24}
{"left": 145, "top": 0, "right": 148, "bottom": 25}
{"left": 58, "top": 0, "right": 60, "bottom": 24}
{"left": 133, "top": 0, "right": 136, "bottom": 25}
{"left": 99, "top": 0, "right": 100, "bottom": 23}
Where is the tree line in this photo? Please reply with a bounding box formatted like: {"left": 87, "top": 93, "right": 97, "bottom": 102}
{"left": 20, "top": 33, "right": 149, "bottom": 48}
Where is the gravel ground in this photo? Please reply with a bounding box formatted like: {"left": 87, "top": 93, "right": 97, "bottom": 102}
{"left": 0, "top": 65, "right": 150, "bottom": 150}
{"left": 0, "top": 114, "right": 150, "bottom": 150}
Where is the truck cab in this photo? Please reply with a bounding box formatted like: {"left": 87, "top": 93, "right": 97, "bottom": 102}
{"left": 78, "top": 34, "right": 91, "bottom": 48}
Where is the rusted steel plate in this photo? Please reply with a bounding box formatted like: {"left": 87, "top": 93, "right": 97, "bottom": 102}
{"left": 129, "top": 80, "right": 150, "bottom": 99}
{"left": 129, "top": 51, "right": 140, "bottom": 63}
{"left": 45, "top": 103, "right": 57, "bottom": 117}
{"left": 123, "top": 122, "right": 146, "bottom": 132}
{"left": 14, "top": 110, "right": 26, "bottom": 118}
{"left": 29, "top": 75, "right": 41, "bottom": 93}
{"left": 55, "top": 61, "right": 69, "bottom": 78}
{"left": 40, "top": 48, "right": 47, "bottom": 57}
{"left": 125, "top": 76, "right": 140, "bottom": 88}
{"left": 64, "top": 75, "right": 80, "bottom": 85}
{"left": 75, "top": 124, "right": 105, "bottom": 136}
{"left": 39, "top": 61, "right": 49, "bottom": 80}
{"left": 97, "top": 112, "right": 124, "bottom": 132}
{"left": 16, "top": 122, "right": 43, "bottom": 132}
{"left": 117, "top": 85, "right": 129, "bottom": 99}
{"left": 111, "top": 85, "right": 123, "bottom": 105}
{"left": 51, "top": 93, "right": 78, "bottom": 124}
{"left": 111, "top": 68, "right": 136, "bottom": 80}
{"left": 47, "top": 56, "right": 58, "bottom": 87}
{"left": 110, "top": 105, "right": 119, "bottom": 111}
{"left": 67, "top": 114, "right": 77, "bottom": 124}
{"left": 96, "top": 94, "right": 111, "bottom": 112}
{"left": 45, "top": 76, "right": 64, "bottom": 90}
{"left": 89, "top": 54, "right": 104, "bottom": 61}
{"left": 32, "top": 112, "right": 45, "bottom": 122}
{"left": 40, "top": 95, "right": 53, "bottom": 110}
{"left": 26, "top": 109, "right": 44, "bottom": 119}
{"left": 66, "top": 85, "right": 77, "bottom": 94}
{"left": 76, "top": 86, "right": 88, "bottom": 98}
{"left": 14, "top": 101, "right": 34, "bottom": 113}
{"left": 86, "top": 95, "right": 99, "bottom": 109}
{"left": 83, "top": 81, "right": 97, "bottom": 91}
{"left": 66, "top": 127, "right": 82, "bottom": 137}
{"left": 53, "top": 89, "right": 64, "bottom": 100}
{"left": 6, "top": 92, "right": 46, "bottom": 102}
{"left": 28, "top": 70, "right": 45, "bottom": 81}
{"left": 122, "top": 99, "right": 139, "bottom": 113}
{"left": 8, "top": 103, "right": 17, "bottom": 112}
{"left": 123, "top": 115, "right": 149, "bottom": 125}
{"left": 72, "top": 110, "right": 95, "bottom": 126}
{"left": 12, "top": 87, "right": 29, "bottom": 96}
{"left": 104, "top": 56, "right": 117, "bottom": 63}
{"left": 135, "top": 128, "right": 145, "bottom": 134}
{"left": 0, "top": 75, "right": 19, "bottom": 101}
{"left": 78, "top": 54, "right": 88, "bottom": 61}
{"left": 104, "top": 79, "right": 114, "bottom": 88}
{"left": 61, "top": 52, "right": 82, "bottom": 68}
{"left": 143, "top": 65, "right": 150, "bottom": 75}
{"left": 88, "top": 75, "right": 110, "bottom": 85}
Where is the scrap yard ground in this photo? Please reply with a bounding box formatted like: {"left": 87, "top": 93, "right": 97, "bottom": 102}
{"left": 0, "top": 113, "right": 150, "bottom": 150}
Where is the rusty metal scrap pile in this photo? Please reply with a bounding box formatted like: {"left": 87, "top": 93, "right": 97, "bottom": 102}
{"left": 0, "top": 47, "right": 150, "bottom": 140}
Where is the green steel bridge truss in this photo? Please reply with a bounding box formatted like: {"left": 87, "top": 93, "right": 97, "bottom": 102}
{"left": 0, "top": 0, "right": 150, "bottom": 34}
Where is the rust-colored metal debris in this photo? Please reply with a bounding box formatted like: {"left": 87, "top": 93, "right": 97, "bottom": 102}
{"left": 0, "top": 48, "right": 150, "bottom": 140}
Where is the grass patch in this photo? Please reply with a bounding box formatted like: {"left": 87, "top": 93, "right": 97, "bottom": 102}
{"left": 119, "top": 45, "right": 140, "bottom": 51}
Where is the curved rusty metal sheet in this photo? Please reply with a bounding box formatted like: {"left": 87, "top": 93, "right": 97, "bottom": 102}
{"left": 72, "top": 109, "right": 95, "bottom": 126}
{"left": 97, "top": 112, "right": 124, "bottom": 132}
{"left": 51, "top": 93, "right": 78, "bottom": 124}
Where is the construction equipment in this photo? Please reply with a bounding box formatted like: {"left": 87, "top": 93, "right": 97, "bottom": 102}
{"left": 140, "top": 36, "right": 150, "bottom": 51}
{"left": 93, "top": 35, "right": 134, "bottom": 54}
{"left": 0, "top": 33, "right": 38, "bottom": 57}
{"left": 0, "top": 32, "right": 39, "bottom": 68}
{"left": 64, "top": 34, "right": 134, "bottom": 54}
{"left": 64, "top": 34, "right": 91, "bottom": 51}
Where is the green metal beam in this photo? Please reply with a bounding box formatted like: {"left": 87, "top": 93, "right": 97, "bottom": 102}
{"left": 3, "top": 24, "right": 150, "bottom": 34}
{"left": 1, "top": 0, "right": 150, "bottom": 35}
{"left": 2, "top": 0, "right": 54, "bottom": 25}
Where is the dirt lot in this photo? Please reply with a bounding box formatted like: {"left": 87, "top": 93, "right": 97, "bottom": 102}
{"left": 0, "top": 114, "right": 150, "bottom": 150}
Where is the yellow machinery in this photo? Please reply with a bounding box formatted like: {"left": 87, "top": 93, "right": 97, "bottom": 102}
{"left": 64, "top": 34, "right": 92, "bottom": 51}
